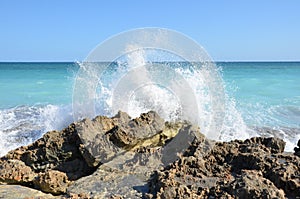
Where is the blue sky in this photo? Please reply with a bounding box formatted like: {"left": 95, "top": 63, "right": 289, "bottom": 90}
{"left": 0, "top": 0, "right": 299, "bottom": 61}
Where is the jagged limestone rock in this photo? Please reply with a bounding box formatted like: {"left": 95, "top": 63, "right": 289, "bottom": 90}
{"left": 1, "top": 111, "right": 299, "bottom": 198}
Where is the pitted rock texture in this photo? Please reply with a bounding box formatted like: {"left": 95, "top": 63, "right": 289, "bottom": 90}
{"left": 148, "top": 137, "right": 299, "bottom": 199}
{"left": 76, "top": 111, "right": 166, "bottom": 167}
{"left": 0, "top": 111, "right": 183, "bottom": 196}
{"left": 0, "top": 111, "right": 299, "bottom": 199}
{"left": 33, "top": 170, "right": 70, "bottom": 195}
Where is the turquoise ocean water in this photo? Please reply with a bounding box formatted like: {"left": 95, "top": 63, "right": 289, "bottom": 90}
{"left": 0, "top": 62, "right": 299, "bottom": 155}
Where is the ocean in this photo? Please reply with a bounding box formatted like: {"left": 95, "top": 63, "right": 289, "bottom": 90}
{"left": 0, "top": 62, "right": 299, "bottom": 156}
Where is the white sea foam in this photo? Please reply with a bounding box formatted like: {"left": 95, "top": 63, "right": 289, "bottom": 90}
{"left": 80, "top": 47, "right": 252, "bottom": 142}
{"left": 236, "top": 101, "right": 300, "bottom": 151}
{"left": 1, "top": 59, "right": 299, "bottom": 157}
{"left": 0, "top": 104, "right": 73, "bottom": 156}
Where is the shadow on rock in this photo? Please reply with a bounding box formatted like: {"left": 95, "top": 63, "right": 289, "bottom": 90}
{"left": 0, "top": 111, "right": 299, "bottom": 199}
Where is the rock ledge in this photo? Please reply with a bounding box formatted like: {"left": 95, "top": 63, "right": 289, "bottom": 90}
{"left": 0, "top": 111, "right": 299, "bottom": 199}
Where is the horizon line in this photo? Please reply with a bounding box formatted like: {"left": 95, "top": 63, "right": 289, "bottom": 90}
{"left": 1, "top": 60, "right": 300, "bottom": 63}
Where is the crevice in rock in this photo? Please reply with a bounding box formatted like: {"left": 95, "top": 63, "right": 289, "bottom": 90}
{"left": 1, "top": 112, "right": 299, "bottom": 198}
{"left": 0, "top": 122, "right": 100, "bottom": 195}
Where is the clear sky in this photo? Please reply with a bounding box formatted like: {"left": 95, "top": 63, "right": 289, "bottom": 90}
{"left": 1, "top": 0, "right": 300, "bottom": 61}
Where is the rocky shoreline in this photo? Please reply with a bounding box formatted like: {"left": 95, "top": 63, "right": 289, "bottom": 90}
{"left": 0, "top": 111, "right": 299, "bottom": 198}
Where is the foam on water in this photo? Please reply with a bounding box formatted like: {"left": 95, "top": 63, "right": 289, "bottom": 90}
{"left": 238, "top": 102, "right": 300, "bottom": 151}
{"left": 220, "top": 62, "right": 300, "bottom": 151}
{"left": 1, "top": 60, "right": 299, "bottom": 156}
{"left": 0, "top": 104, "right": 73, "bottom": 156}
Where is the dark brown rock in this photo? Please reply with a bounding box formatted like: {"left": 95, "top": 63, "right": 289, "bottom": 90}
{"left": 148, "top": 136, "right": 300, "bottom": 199}
{"left": 228, "top": 170, "right": 285, "bottom": 199}
{"left": 0, "top": 111, "right": 179, "bottom": 197}
{"left": 65, "top": 192, "right": 91, "bottom": 199}
{"left": 109, "top": 111, "right": 166, "bottom": 149}
{"left": 264, "top": 154, "right": 300, "bottom": 198}
{"left": 1, "top": 111, "right": 300, "bottom": 198}
{"left": 3, "top": 124, "right": 93, "bottom": 179}
{"left": 75, "top": 111, "right": 165, "bottom": 167}
{"left": 0, "top": 121, "right": 95, "bottom": 195}
{"left": 33, "top": 170, "right": 70, "bottom": 195}
{"left": 246, "top": 137, "right": 286, "bottom": 153}
{"left": 108, "top": 125, "right": 138, "bottom": 148}
{"left": 0, "top": 159, "right": 36, "bottom": 184}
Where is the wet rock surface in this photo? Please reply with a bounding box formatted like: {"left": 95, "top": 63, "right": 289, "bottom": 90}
{"left": 0, "top": 111, "right": 299, "bottom": 198}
